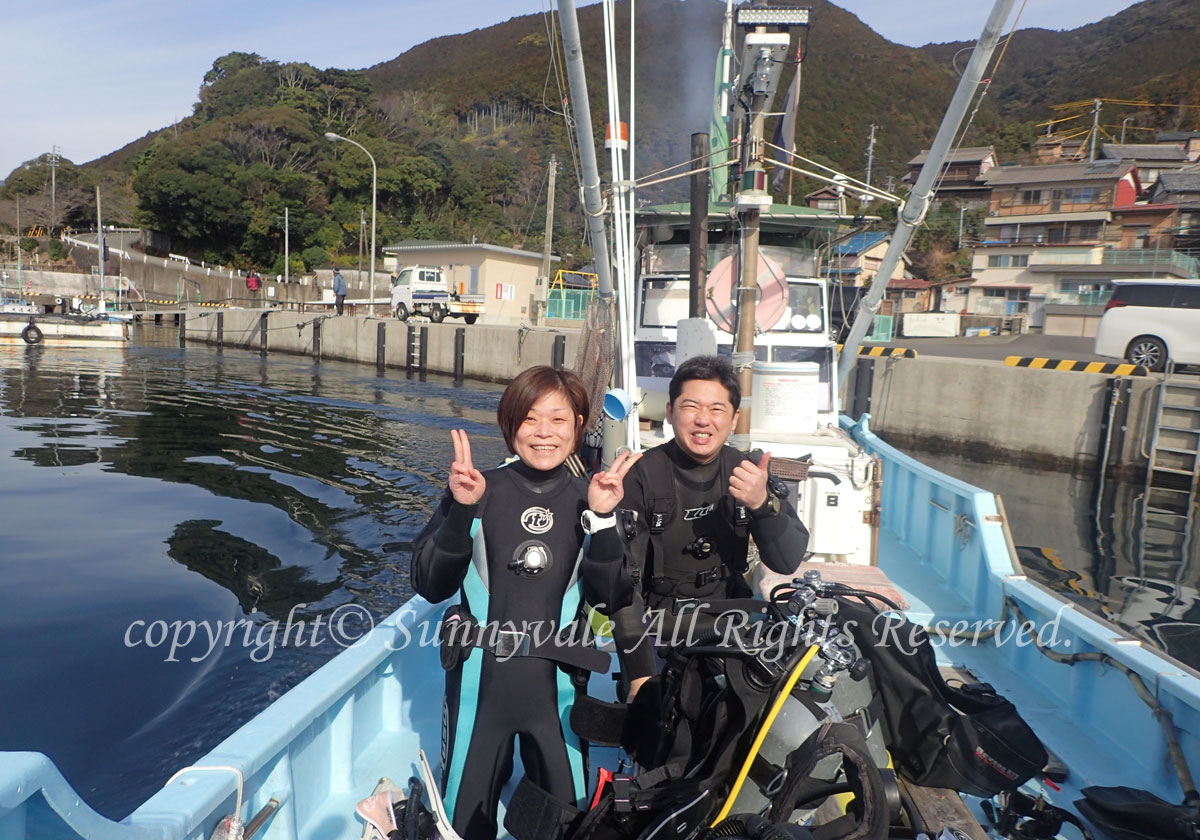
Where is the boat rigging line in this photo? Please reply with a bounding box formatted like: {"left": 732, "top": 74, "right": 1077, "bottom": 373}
{"left": 1005, "top": 598, "right": 1200, "bottom": 806}
{"left": 836, "top": 0, "right": 1022, "bottom": 392}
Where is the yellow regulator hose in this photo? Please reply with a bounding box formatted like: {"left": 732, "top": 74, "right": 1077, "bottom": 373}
{"left": 711, "top": 644, "right": 820, "bottom": 826}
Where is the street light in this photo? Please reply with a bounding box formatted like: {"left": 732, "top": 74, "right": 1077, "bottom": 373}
{"left": 325, "top": 132, "right": 376, "bottom": 314}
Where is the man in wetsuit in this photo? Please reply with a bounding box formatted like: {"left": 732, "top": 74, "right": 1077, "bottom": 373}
{"left": 612, "top": 355, "right": 810, "bottom": 698}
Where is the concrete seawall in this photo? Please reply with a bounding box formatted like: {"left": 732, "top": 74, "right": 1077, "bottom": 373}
{"left": 181, "top": 308, "right": 579, "bottom": 382}
{"left": 180, "top": 307, "right": 1152, "bottom": 477}
{"left": 853, "top": 354, "right": 1155, "bottom": 477}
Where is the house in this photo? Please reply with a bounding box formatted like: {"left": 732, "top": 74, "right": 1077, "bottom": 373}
{"left": 824, "top": 232, "right": 910, "bottom": 285}
{"left": 380, "top": 241, "right": 558, "bottom": 326}
{"left": 1034, "top": 136, "right": 1086, "bottom": 164}
{"left": 805, "top": 186, "right": 843, "bottom": 212}
{"left": 883, "top": 276, "right": 935, "bottom": 313}
{"left": 904, "top": 146, "right": 997, "bottom": 208}
{"left": 1099, "top": 143, "right": 1190, "bottom": 190}
{"left": 1149, "top": 170, "right": 1200, "bottom": 256}
{"left": 970, "top": 160, "right": 1198, "bottom": 335}
{"left": 1156, "top": 131, "right": 1200, "bottom": 163}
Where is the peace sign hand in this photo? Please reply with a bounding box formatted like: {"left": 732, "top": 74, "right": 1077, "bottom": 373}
{"left": 588, "top": 449, "right": 643, "bottom": 515}
{"left": 449, "top": 429, "right": 486, "bottom": 505}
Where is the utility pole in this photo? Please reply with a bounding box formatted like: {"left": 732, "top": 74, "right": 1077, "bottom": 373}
{"left": 358, "top": 208, "right": 365, "bottom": 281}
{"left": 48, "top": 145, "right": 61, "bottom": 232}
{"left": 283, "top": 207, "right": 290, "bottom": 287}
{"left": 1089, "top": 99, "right": 1101, "bottom": 162}
{"left": 15, "top": 197, "right": 21, "bottom": 294}
{"left": 864, "top": 124, "right": 877, "bottom": 206}
{"left": 539, "top": 154, "right": 558, "bottom": 324}
{"left": 958, "top": 205, "right": 966, "bottom": 250}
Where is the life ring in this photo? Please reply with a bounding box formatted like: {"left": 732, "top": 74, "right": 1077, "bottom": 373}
{"left": 705, "top": 253, "right": 788, "bottom": 334}
{"left": 21, "top": 323, "right": 44, "bottom": 345}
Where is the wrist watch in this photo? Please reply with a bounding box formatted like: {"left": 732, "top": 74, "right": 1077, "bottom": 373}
{"left": 581, "top": 509, "right": 617, "bottom": 534}
{"left": 750, "top": 490, "right": 781, "bottom": 519}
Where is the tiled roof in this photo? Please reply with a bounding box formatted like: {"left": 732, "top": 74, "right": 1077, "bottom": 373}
{"left": 887, "top": 277, "right": 932, "bottom": 289}
{"left": 382, "top": 241, "right": 552, "bottom": 261}
{"left": 982, "top": 160, "right": 1134, "bottom": 186}
{"left": 832, "top": 232, "right": 889, "bottom": 255}
{"left": 1156, "top": 171, "right": 1200, "bottom": 194}
{"left": 1101, "top": 143, "right": 1188, "bottom": 162}
{"left": 907, "top": 146, "right": 996, "bottom": 166}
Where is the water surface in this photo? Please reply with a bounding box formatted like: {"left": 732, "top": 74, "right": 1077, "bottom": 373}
{"left": 0, "top": 328, "right": 508, "bottom": 819}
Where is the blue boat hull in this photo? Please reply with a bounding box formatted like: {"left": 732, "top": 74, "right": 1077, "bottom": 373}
{"left": 4, "top": 415, "right": 1198, "bottom": 839}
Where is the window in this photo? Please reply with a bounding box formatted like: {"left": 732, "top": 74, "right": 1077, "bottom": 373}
{"left": 1011, "top": 255, "right": 1029, "bottom": 267}
{"left": 1117, "top": 284, "right": 1177, "bottom": 307}
{"left": 983, "top": 288, "right": 1029, "bottom": 301}
{"left": 1073, "top": 187, "right": 1099, "bottom": 203}
{"left": 987, "top": 255, "right": 1010, "bottom": 268}
{"left": 1021, "top": 190, "right": 1042, "bottom": 204}
{"left": 1173, "top": 286, "right": 1200, "bottom": 308}
{"left": 1077, "top": 222, "right": 1101, "bottom": 240}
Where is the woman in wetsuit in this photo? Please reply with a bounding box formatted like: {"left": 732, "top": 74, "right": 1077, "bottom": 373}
{"left": 412, "top": 366, "right": 641, "bottom": 840}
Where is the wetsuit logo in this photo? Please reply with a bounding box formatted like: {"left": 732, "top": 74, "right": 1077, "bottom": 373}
{"left": 521, "top": 507, "right": 554, "bottom": 534}
{"left": 683, "top": 503, "right": 715, "bottom": 521}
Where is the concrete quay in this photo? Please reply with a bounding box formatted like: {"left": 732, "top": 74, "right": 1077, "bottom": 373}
{"left": 179, "top": 307, "right": 1157, "bottom": 477}
{"left": 853, "top": 353, "right": 1156, "bottom": 476}
{"left": 179, "top": 307, "right": 579, "bottom": 383}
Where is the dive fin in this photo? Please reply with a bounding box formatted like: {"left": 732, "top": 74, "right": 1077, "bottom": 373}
{"left": 419, "top": 748, "right": 465, "bottom": 840}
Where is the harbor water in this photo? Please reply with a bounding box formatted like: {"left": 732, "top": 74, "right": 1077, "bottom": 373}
{"left": 0, "top": 325, "right": 1195, "bottom": 820}
{"left": 0, "top": 327, "right": 509, "bottom": 819}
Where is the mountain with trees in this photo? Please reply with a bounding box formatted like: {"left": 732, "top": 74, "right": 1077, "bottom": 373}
{"left": 0, "top": 0, "right": 1197, "bottom": 278}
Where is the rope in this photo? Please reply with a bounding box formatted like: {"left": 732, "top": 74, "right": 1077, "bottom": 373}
{"left": 1005, "top": 597, "right": 1198, "bottom": 804}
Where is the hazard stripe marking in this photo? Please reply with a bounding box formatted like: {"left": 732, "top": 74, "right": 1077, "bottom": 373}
{"left": 1003, "top": 356, "right": 1147, "bottom": 376}
{"left": 835, "top": 345, "right": 917, "bottom": 358}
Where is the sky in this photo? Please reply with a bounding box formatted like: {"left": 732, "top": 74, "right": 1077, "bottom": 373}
{"left": 0, "top": 0, "right": 1139, "bottom": 180}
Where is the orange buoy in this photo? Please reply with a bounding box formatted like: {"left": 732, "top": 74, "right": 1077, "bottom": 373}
{"left": 604, "top": 121, "right": 629, "bottom": 151}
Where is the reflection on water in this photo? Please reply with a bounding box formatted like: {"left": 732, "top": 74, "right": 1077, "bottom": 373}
{"left": 0, "top": 326, "right": 508, "bottom": 819}
{"left": 911, "top": 451, "right": 1200, "bottom": 672}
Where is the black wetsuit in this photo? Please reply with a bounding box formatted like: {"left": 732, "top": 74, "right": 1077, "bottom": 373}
{"left": 412, "top": 460, "right": 630, "bottom": 840}
{"left": 611, "top": 440, "right": 810, "bottom": 684}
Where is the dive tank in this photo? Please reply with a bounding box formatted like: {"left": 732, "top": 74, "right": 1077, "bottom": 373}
{"left": 728, "top": 574, "right": 889, "bottom": 819}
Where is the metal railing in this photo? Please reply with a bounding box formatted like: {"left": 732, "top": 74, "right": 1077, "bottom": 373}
{"left": 546, "top": 287, "right": 593, "bottom": 320}
{"left": 1043, "top": 289, "right": 1115, "bottom": 306}
{"left": 1100, "top": 248, "right": 1200, "bottom": 277}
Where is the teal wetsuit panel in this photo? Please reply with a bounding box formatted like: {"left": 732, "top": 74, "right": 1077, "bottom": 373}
{"left": 443, "top": 518, "right": 487, "bottom": 817}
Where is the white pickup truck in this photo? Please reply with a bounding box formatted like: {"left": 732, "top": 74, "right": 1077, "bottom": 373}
{"left": 390, "top": 265, "right": 485, "bottom": 324}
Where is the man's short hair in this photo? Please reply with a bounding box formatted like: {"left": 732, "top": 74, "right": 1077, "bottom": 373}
{"left": 668, "top": 355, "right": 740, "bottom": 410}
{"left": 496, "top": 365, "right": 590, "bottom": 453}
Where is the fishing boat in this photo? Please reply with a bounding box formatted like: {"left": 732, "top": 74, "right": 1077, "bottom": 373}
{"left": 4, "top": 2, "right": 1200, "bottom": 840}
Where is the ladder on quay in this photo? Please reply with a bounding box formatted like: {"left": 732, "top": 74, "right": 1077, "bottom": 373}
{"left": 1138, "top": 370, "right": 1200, "bottom": 578}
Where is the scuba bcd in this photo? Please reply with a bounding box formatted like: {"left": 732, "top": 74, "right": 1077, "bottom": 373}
{"left": 507, "top": 569, "right": 1050, "bottom": 840}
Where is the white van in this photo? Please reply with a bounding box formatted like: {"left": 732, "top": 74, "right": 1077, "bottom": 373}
{"left": 1093, "top": 279, "right": 1200, "bottom": 371}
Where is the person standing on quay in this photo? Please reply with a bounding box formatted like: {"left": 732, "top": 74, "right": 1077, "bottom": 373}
{"left": 332, "top": 268, "right": 347, "bottom": 315}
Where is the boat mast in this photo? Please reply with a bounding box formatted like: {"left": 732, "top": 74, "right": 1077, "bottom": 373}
{"left": 836, "top": 0, "right": 1019, "bottom": 391}
{"left": 558, "top": 0, "right": 614, "bottom": 301}
{"left": 729, "top": 8, "right": 805, "bottom": 446}
{"left": 96, "top": 186, "right": 107, "bottom": 315}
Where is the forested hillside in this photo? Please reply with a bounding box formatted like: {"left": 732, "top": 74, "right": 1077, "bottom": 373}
{"left": 1, "top": 0, "right": 1197, "bottom": 275}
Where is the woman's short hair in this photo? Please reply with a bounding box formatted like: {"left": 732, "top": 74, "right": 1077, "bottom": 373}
{"left": 497, "top": 366, "right": 590, "bottom": 453}
{"left": 668, "top": 355, "right": 741, "bottom": 410}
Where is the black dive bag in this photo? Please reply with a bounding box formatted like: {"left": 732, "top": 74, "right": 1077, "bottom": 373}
{"left": 839, "top": 600, "right": 1047, "bottom": 798}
